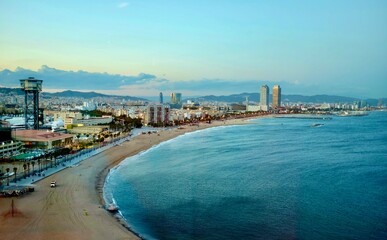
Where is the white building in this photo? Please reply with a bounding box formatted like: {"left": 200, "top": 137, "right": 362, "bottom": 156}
{"left": 83, "top": 101, "right": 97, "bottom": 111}
{"left": 247, "top": 105, "right": 261, "bottom": 112}
{"left": 67, "top": 116, "right": 113, "bottom": 127}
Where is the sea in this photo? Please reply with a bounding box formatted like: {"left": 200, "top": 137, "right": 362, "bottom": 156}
{"left": 104, "top": 111, "right": 387, "bottom": 240}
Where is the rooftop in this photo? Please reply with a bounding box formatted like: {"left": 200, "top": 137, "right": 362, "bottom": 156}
{"left": 14, "top": 130, "right": 74, "bottom": 142}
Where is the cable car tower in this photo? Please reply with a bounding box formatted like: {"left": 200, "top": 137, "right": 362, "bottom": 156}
{"left": 20, "top": 77, "right": 43, "bottom": 130}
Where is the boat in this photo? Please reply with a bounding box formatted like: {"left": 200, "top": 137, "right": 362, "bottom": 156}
{"left": 107, "top": 203, "right": 119, "bottom": 213}
{"left": 311, "top": 123, "right": 324, "bottom": 127}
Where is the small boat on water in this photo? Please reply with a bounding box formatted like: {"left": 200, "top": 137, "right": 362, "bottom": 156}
{"left": 311, "top": 123, "right": 324, "bottom": 127}
{"left": 107, "top": 203, "right": 119, "bottom": 213}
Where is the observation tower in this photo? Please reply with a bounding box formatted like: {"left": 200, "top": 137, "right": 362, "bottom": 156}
{"left": 20, "top": 77, "right": 43, "bottom": 129}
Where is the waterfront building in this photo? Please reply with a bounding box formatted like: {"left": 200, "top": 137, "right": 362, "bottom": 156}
{"left": 67, "top": 125, "right": 109, "bottom": 135}
{"left": 272, "top": 85, "right": 281, "bottom": 109}
{"left": 145, "top": 104, "right": 170, "bottom": 126}
{"left": 170, "top": 93, "right": 182, "bottom": 104}
{"left": 64, "top": 116, "right": 113, "bottom": 128}
{"left": 260, "top": 85, "right": 269, "bottom": 111}
{"left": 13, "top": 130, "right": 74, "bottom": 149}
{"left": 247, "top": 105, "right": 261, "bottom": 112}
{"left": 0, "top": 140, "right": 24, "bottom": 159}
{"left": 0, "top": 126, "right": 23, "bottom": 158}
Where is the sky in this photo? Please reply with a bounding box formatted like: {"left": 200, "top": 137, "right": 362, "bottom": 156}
{"left": 0, "top": 0, "right": 386, "bottom": 98}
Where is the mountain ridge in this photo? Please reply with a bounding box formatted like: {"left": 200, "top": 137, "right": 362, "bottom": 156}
{"left": 0, "top": 87, "right": 385, "bottom": 106}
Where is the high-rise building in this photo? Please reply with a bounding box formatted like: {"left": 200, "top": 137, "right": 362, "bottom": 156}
{"left": 260, "top": 85, "right": 269, "bottom": 111}
{"left": 145, "top": 104, "right": 170, "bottom": 125}
{"left": 272, "top": 85, "right": 281, "bottom": 109}
{"left": 170, "top": 93, "right": 182, "bottom": 104}
{"left": 159, "top": 92, "right": 163, "bottom": 104}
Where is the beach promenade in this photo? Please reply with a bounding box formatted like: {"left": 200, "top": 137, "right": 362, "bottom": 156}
{"left": 0, "top": 118, "right": 251, "bottom": 240}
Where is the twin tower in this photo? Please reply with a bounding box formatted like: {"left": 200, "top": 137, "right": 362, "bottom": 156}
{"left": 260, "top": 85, "right": 281, "bottom": 110}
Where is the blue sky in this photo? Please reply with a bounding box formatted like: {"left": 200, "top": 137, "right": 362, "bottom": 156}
{"left": 0, "top": 0, "right": 386, "bottom": 98}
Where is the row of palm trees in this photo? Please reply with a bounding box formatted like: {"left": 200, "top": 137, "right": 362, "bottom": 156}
{"left": 4, "top": 167, "right": 17, "bottom": 186}
{"left": 2, "top": 130, "right": 133, "bottom": 187}
{"left": 3, "top": 158, "right": 51, "bottom": 186}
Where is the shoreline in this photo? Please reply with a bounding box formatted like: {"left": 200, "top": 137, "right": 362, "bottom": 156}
{"left": 0, "top": 117, "right": 258, "bottom": 240}
{"left": 97, "top": 118, "right": 255, "bottom": 238}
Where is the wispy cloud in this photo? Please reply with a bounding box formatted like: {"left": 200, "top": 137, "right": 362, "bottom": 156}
{"left": 0, "top": 65, "right": 157, "bottom": 91}
{"left": 0, "top": 65, "right": 278, "bottom": 96}
{"left": 117, "top": 2, "right": 129, "bottom": 9}
{"left": 0, "top": 65, "right": 374, "bottom": 98}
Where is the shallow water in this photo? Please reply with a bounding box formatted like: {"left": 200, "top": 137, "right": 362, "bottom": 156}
{"left": 104, "top": 111, "right": 387, "bottom": 239}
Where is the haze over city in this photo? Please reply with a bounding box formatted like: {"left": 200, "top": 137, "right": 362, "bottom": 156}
{"left": 1, "top": 0, "right": 386, "bottom": 98}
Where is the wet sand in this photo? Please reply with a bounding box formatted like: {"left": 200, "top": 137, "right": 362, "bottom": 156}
{"left": 0, "top": 118, "right": 254, "bottom": 240}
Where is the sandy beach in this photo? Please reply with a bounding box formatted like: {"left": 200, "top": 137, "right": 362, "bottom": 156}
{"left": 0, "top": 118, "right": 253, "bottom": 240}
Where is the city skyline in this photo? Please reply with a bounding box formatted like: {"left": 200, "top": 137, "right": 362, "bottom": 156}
{"left": 1, "top": 1, "right": 386, "bottom": 98}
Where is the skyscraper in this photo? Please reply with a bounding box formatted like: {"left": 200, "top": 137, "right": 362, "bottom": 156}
{"left": 159, "top": 92, "right": 163, "bottom": 104}
{"left": 260, "top": 85, "right": 269, "bottom": 111}
{"left": 272, "top": 85, "right": 281, "bottom": 109}
{"left": 170, "top": 93, "right": 182, "bottom": 104}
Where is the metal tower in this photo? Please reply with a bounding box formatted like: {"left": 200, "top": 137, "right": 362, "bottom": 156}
{"left": 20, "top": 77, "right": 43, "bottom": 130}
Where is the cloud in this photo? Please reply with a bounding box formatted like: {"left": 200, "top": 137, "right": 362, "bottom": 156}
{"left": 0, "top": 65, "right": 285, "bottom": 96}
{"left": 117, "top": 2, "right": 129, "bottom": 8}
{"left": 0, "top": 65, "right": 157, "bottom": 91}
{"left": 0, "top": 65, "right": 377, "bottom": 98}
{"left": 0, "top": 65, "right": 322, "bottom": 96}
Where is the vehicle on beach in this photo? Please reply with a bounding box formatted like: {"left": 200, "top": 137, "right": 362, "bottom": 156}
{"left": 50, "top": 181, "right": 56, "bottom": 187}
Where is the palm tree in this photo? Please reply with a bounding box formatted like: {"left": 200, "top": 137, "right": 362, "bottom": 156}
{"left": 13, "top": 167, "right": 17, "bottom": 183}
{"left": 44, "top": 156, "right": 48, "bottom": 170}
{"left": 6, "top": 167, "right": 10, "bottom": 186}
{"left": 23, "top": 164, "right": 27, "bottom": 179}
{"left": 31, "top": 161, "right": 35, "bottom": 175}
{"left": 37, "top": 159, "right": 41, "bottom": 174}
{"left": 27, "top": 162, "right": 31, "bottom": 177}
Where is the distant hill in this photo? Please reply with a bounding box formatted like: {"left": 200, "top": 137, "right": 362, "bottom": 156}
{"left": 0, "top": 88, "right": 148, "bottom": 101}
{"left": 0, "top": 87, "right": 24, "bottom": 95}
{"left": 192, "top": 93, "right": 254, "bottom": 103}
{"left": 188, "top": 93, "right": 385, "bottom": 106}
{"left": 281, "top": 94, "right": 360, "bottom": 103}
{"left": 42, "top": 90, "right": 148, "bottom": 101}
{"left": 44, "top": 90, "right": 108, "bottom": 98}
{"left": 1, "top": 87, "right": 385, "bottom": 106}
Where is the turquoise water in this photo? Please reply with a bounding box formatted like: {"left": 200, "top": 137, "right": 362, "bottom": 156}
{"left": 104, "top": 111, "right": 387, "bottom": 239}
